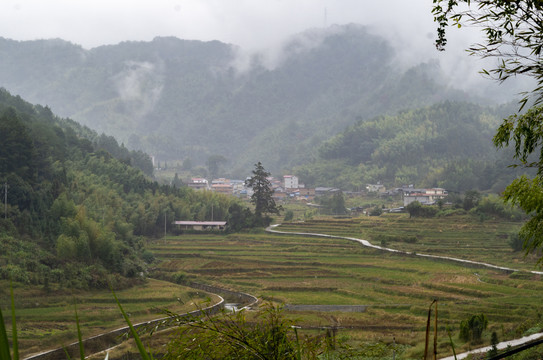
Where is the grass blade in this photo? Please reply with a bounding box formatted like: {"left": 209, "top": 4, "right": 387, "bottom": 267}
{"left": 111, "top": 289, "right": 152, "bottom": 360}
{"left": 9, "top": 280, "right": 18, "bottom": 360}
{"left": 0, "top": 305, "right": 12, "bottom": 360}
{"left": 74, "top": 302, "right": 85, "bottom": 360}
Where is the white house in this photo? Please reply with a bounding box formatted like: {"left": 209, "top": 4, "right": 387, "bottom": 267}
{"left": 402, "top": 187, "right": 448, "bottom": 206}
{"left": 283, "top": 175, "right": 299, "bottom": 189}
{"left": 174, "top": 221, "right": 227, "bottom": 231}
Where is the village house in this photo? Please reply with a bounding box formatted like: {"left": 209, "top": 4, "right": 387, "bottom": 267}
{"left": 296, "top": 187, "right": 315, "bottom": 201}
{"left": 283, "top": 175, "right": 299, "bottom": 189}
{"left": 402, "top": 187, "right": 448, "bottom": 206}
{"left": 187, "top": 178, "right": 209, "bottom": 191}
{"left": 315, "top": 187, "right": 340, "bottom": 196}
{"left": 174, "top": 221, "right": 227, "bottom": 231}
{"left": 366, "top": 183, "right": 386, "bottom": 193}
{"left": 211, "top": 183, "right": 234, "bottom": 195}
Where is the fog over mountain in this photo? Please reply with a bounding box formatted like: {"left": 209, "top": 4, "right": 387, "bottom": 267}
{"left": 0, "top": 24, "right": 529, "bottom": 175}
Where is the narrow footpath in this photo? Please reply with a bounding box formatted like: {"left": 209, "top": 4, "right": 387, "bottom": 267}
{"left": 266, "top": 223, "right": 543, "bottom": 359}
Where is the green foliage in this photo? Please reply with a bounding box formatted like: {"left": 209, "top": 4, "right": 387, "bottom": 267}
{"left": 226, "top": 202, "right": 256, "bottom": 232}
{"left": 0, "top": 281, "right": 18, "bottom": 360}
{"left": 433, "top": 0, "right": 543, "bottom": 265}
{"left": 459, "top": 314, "right": 488, "bottom": 343}
{"left": 433, "top": 0, "right": 543, "bottom": 107}
{"left": 509, "top": 232, "right": 525, "bottom": 252}
{"left": 246, "top": 162, "right": 282, "bottom": 220}
{"left": 163, "top": 303, "right": 364, "bottom": 360}
{"left": 206, "top": 155, "right": 227, "bottom": 180}
{"left": 471, "top": 194, "right": 524, "bottom": 221}
{"left": 501, "top": 176, "right": 543, "bottom": 263}
{"left": 405, "top": 201, "right": 437, "bottom": 218}
{"left": 317, "top": 191, "right": 347, "bottom": 215}
{"left": 296, "top": 102, "right": 524, "bottom": 191}
{"left": 0, "top": 89, "right": 243, "bottom": 289}
{"left": 0, "top": 27, "right": 477, "bottom": 173}
{"left": 283, "top": 210, "right": 294, "bottom": 221}
{"left": 488, "top": 331, "right": 499, "bottom": 358}
{"left": 463, "top": 190, "right": 481, "bottom": 211}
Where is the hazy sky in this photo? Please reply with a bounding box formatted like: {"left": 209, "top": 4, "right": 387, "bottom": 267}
{"left": 0, "top": 1, "right": 465, "bottom": 51}
{"left": 1, "top": 0, "right": 521, "bottom": 98}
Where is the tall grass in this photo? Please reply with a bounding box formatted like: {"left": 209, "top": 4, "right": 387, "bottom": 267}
{"left": 0, "top": 280, "right": 18, "bottom": 360}
{"left": 1, "top": 282, "right": 154, "bottom": 360}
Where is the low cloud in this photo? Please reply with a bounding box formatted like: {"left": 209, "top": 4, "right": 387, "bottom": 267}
{"left": 113, "top": 61, "right": 164, "bottom": 118}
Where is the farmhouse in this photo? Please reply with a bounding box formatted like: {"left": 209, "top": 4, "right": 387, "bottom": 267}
{"left": 283, "top": 175, "right": 299, "bottom": 189}
{"left": 187, "top": 178, "right": 209, "bottom": 191}
{"left": 173, "top": 221, "right": 227, "bottom": 231}
{"left": 402, "top": 187, "right": 448, "bottom": 206}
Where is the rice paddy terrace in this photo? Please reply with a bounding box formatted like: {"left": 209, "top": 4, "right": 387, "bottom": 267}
{"left": 150, "top": 214, "right": 543, "bottom": 358}
{"left": 2, "top": 279, "right": 218, "bottom": 358}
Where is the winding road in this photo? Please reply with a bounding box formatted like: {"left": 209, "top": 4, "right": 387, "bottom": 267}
{"left": 266, "top": 223, "right": 543, "bottom": 359}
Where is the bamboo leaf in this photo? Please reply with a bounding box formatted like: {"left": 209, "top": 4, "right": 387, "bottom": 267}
{"left": 0, "top": 306, "right": 12, "bottom": 360}
{"left": 74, "top": 302, "right": 85, "bottom": 360}
{"left": 10, "top": 281, "right": 18, "bottom": 360}
{"left": 111, "top": 289, "right": 152, "bottom": 360}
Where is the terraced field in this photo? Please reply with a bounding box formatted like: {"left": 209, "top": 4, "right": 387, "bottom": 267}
{"left": 2, "top": 279, "right": 217, "bottom": 358}
{"left": 149, "top": 214, "right": 543, "bottom": 359}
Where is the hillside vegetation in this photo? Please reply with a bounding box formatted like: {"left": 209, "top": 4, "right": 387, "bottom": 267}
{"left": 295, "top": 101, "right": 530, "bottom": 191}
{"left": 0, "top": 25, "right": 475, "bottom": 174}
{"left": 0, "top": 89, "right": 239, "bottom": 289}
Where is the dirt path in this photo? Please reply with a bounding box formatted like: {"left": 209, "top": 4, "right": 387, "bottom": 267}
{"left": 266, "top": 224, "right": 543, "bottom": 275}
{"left": 266, "top": 223, "right": 543, "bottom": 359}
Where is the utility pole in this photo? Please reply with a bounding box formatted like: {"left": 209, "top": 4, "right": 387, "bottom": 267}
{"left": 164, "top": 212, "right": 167, "bottom": 238}
{"left": 3, "top": 182, "right": 7, "bottom": 220}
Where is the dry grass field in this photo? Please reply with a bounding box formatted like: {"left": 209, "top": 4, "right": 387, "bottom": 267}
{"left": 149, "top": 214, "right": 543, "bottom": 359}
{"left": 0, "top": 279, "right": 218, "bottom": 358}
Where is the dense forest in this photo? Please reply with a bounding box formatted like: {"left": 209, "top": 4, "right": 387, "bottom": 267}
{"left": 294, "top": 101, "right": 531, "bottom": 192}
{"left": 0, "top": 25, "right": 488, "bottom": 174}
{"left": 0, "top": 89, "right": 245, "bottom": 289}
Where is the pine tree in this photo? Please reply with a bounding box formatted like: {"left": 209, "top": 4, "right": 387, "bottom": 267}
{"left": 245, "top": 162, "right": 281, "bottom": 220}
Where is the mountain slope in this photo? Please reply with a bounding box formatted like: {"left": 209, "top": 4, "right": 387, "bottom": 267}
{"left": 294, "top": 101, "right": 529, "bottom": 192}
{"left": 0, "top": 89, "right": 239, "bottom": 289}
{"left": 0, "top": 25, "right": 474, "bottom": 174}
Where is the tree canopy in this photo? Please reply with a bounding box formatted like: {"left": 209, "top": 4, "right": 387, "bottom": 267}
{"left": 0, "top": 88, "right": 243, "bottom": 288}
{"left": 245, "top": 162, "right": 281, "bottom": 222}
{"left": 433, "top": 0, "right": 543, "bottom": 263}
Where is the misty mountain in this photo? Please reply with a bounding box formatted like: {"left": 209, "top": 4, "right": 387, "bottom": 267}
{"left": 294, "top": 101, "right": 529, "bottom": 192}
{"left": 0, "top": 24, "right": 481, "bottom": 174}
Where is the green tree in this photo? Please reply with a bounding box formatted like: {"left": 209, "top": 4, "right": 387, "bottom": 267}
{"left": 459, "top": 313, "right": 488, "bottom": 344}
{"left": 463, "top": 190, "right": 481, "bottom": 211}
{"left": 283, "top": 209, "right": 294, "bottom": 221}
{"left": 172, "top": 173, "right": 183, "bottom": 188}
{"left": 206, "top": 154, "right": 227, "bottom": 180}
{"left": 245, "top": 162, "right": 282, "bottom": 222}
{"left": 163, "top": 303, "right": 360, "bottom": 360}
{"left": 433, "top": 0, "right": 543, "bottom": 262}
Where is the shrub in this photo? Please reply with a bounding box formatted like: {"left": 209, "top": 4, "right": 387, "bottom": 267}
{"left": 406, "top": 201, "right": 437, "bottom": 218}
{"left": 369, "top": 206, "right": 383, "bottom": 216}
{"left": 283, "top": 210, "right": 294, "bottom": 221}
{"left": 459, "top": 313, "right": 488, "bottom": 343}
{"left": 509, "top": 232, "right": 525, "bottom": 252}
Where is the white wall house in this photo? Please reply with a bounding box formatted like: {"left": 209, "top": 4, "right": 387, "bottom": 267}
{"left": 284, "top": 175, "right": 299, "bottom": 189}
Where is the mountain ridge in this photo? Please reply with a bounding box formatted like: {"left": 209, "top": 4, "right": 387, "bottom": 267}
{"left": 0, "top": 24, "right": 498, "bottom": 175}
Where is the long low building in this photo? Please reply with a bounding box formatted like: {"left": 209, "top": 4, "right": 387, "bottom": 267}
{"left": 173, "top": 221, "right": 227, "bottom": 231}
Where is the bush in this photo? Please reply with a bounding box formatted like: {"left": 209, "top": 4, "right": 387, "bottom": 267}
{"left": 406, "top": 201, "right": 437, "bottom": 218}
{"left": 509, "top": 232, "right": 525, "bottom": 252}
{"left": 283, "top": 210, "right": 294, "bottom": 221}
{"left": 369, "top": 206, "right": 383, "bottom": 216}
{"left": 459, "top": 313, "right": 488, "bottom": 343}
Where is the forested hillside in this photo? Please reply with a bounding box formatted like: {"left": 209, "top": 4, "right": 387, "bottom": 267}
{"left": 294, "top": 101, "right": 530, "bottom": 192}
{"left": 0, "top": 89, "right": 240, "bottom": 289}
{"left": 0, "top": 25, "right": 473, "bottom": 174}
